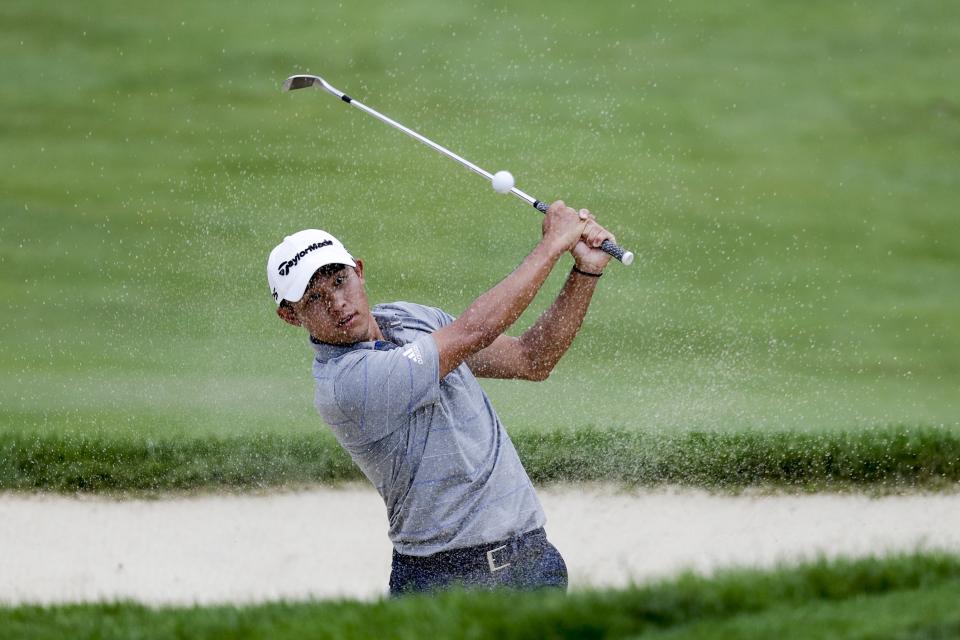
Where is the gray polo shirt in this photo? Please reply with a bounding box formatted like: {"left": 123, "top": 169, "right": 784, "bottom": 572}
{"left": 311, "top": 301, "right": 546, "bottom": 556}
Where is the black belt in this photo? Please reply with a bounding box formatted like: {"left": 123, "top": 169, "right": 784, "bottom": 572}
{"left": 394, "top": 527, "right": 547, "bottom": 574}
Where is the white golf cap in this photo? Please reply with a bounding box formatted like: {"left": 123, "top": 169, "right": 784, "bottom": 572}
{"left": 267, "top": 229, "right": 356, "bottom": 305}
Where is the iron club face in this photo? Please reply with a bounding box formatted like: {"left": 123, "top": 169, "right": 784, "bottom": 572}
{"left": 282, "top": 74, "right": 323, "bottom": 91}
{"left": 282, "top": 74, "right": 346, "bottom": 100}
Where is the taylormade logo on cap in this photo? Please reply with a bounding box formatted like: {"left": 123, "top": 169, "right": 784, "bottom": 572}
{"left": 277, "top": 240, "right": 333, "bottom": 276}
{"left": 266, "top": 229, "right": 356, "bottom": 305}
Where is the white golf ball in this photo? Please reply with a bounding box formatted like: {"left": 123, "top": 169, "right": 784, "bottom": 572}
{"left": 491, "top": 170, "right": 514, "bottom": 194}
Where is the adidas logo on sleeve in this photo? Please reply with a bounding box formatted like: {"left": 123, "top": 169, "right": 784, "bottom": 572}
{"left": 402, "top": 344, "right": 424, "bottom": 365}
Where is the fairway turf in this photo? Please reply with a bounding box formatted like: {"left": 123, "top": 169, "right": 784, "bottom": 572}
{"left": 2, "top": 1, "right": 958, "bottom": 467}
{"left": 1, "top": 553, "right": 958, "bottom": 640}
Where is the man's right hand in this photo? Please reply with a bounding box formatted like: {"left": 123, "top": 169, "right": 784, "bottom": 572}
{"left": 541, "top": 200, "right": 590, "bottom": 254}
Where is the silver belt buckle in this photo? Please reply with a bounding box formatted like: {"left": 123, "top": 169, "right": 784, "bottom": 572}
{"left": 486, "top": 544, "right": 511, "bottom": 572}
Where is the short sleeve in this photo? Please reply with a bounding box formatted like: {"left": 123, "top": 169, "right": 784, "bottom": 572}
{"left": 332, "top": 334, "right": 440, "bottom": 443}
{"left": 430, "top": 306, "right": 455, "bottom": 328}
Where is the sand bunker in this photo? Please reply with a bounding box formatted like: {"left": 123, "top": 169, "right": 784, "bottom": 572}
{"left": 2, "top": 484, "right": 958, "bottom": 605}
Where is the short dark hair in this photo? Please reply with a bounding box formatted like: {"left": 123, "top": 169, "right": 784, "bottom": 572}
{"left": 280, "top": 263, "right": 349, "bottom": 309}
{"left": 314, "top": 263, "right": 348, "bottom": 279}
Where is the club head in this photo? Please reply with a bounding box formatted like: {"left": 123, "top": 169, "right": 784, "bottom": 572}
{"left": 282, "top": 74, "right": 345, "bottom": 101}
{"left": 282, "top": 75, "right": 322, "bottom": 91}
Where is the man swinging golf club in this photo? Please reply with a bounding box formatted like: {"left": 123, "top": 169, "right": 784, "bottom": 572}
{"left": 268, "top": 201, "right": 615, "bottom": 595}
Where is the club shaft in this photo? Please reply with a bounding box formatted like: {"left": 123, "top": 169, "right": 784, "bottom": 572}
{"left": 347, "top": 99, "right": 539, "bottom": 207}
{"left": 286, "top": 74, "right": 633, "bottom": 265}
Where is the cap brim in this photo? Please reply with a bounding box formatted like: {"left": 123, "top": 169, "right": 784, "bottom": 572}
{"left": 278, "top": 250, "right": 356, "bottom": 305}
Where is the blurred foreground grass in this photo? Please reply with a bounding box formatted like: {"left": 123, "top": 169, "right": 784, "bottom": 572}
{"left": 2, "top": 0, "right": 958, "bottom": 457}
{"left": 3, "top": 553, "right": 959, "bottom": 639}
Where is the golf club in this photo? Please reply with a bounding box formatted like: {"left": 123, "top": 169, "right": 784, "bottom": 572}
{"left": 282, "top": 73, "right": 634, "bottom": 266}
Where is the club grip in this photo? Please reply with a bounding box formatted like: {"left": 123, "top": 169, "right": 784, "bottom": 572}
{"left": 533, "top": 200, "right": 634, "bottom": 266}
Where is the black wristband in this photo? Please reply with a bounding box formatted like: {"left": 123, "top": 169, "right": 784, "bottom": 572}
{"left": 572, "top": 265, "right": 603, "bottom": 278}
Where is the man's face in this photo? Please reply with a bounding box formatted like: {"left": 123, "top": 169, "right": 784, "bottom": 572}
{"left": 277, "top": 261, "right": 379, "bottom": 345}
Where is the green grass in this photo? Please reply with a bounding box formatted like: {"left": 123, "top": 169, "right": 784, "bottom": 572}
{"left": 2, "top": 425, "right": 956, "bottom": 492}
{"left": 2, "top": 0, "right": 959, "bottom": 475}
{"left": 2, "top": 553, "right": 959, "bottom": 639}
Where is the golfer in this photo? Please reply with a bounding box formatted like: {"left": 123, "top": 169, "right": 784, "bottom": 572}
{"left": 268, "top": 201, "right": 615, "bottom": 594}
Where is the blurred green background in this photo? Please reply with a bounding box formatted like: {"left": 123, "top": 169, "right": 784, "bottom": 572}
{"left": 2, "top": 0, "right": 958, "bottom": 440}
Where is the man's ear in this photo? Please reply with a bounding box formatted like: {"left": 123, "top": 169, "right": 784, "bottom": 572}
{"left": 353, "top": 259, "right": 365, "bottom": 283}
{"left": 276, "top": 304, "right": 302, "bottom": 327}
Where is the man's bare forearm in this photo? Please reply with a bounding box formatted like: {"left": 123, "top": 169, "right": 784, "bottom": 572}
{"left": 433, "top": 238, "right": 569, "bottom": 377}
{"left": 456, "top": 239, "right": 566, "bottom": 348}
{"left": 433, "top": 201, "right": 593, "bottom": 378}
{"left": 517, "top": 267, "right": 600, "bottom": 377}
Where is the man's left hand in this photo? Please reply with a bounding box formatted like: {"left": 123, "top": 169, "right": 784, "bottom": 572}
{"left": 570, "top": 210, "right": 615, "bottom": 275}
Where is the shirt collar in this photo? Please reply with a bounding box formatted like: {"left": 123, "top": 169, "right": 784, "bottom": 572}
{"left": 310, "top": 304, "right": 405, "bottom": 363}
